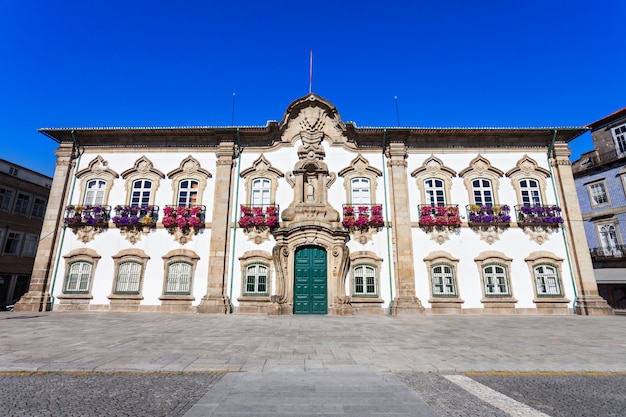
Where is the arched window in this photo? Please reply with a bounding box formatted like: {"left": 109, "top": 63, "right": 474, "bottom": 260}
{"left": 472, "top": 179, "right": 493, "bottom": 206}
{"left": 482, "top": 264, "right": 510, "bottom": 296}
{"left": 533, "top": 264, "right": 561, "bottom": 296}
{"left": 131, "top": 180, "right": 152, "bottom": 206}
{"left": 84, "top": 179, "right": 106, "bottom": 206}
{"left": 519, "top": 179, "right": 541, "bottom": 207}
{"left": 177, "top": 179, "right": 199, "bottom": 206}
{"left": 424, "top": 178, "right": 446, "bottom": 206}
{"left": 65, "top": 261, "right": 92, "bottom": 293}
{"left": 251, "top": 178, "right": 271, "bottom": 206}
{"left": 165, "top": 262, "right": 192, "bottom": 294}
{"left": 353, "top": 265, "right": 377, "bottom": 296}
{"left": 431, "top": 264, "right": 456, "bottom": 296}
{"left": 598, "top": 223, "right": 620, "bottom": 255}
{"left": 350, "top": 178, "right": 371, "bottom": 205}
{"left": 114, "top": 261, "right": 142, "bottom": 294}
{"left": 245, "top": 264, "right": 268, "bottom": 295}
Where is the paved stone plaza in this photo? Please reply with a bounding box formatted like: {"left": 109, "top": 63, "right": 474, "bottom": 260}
{"left": 2, "top": 313, "right": 626, "bottom": 416}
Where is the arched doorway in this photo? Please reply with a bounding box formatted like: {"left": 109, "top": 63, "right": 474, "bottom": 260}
{"left": 294, "top": 246, "right": 327, "bottom": 314}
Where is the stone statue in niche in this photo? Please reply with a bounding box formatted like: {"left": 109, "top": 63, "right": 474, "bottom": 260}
{"left": 306, "top": 177, "right": 315, "bottom": 202}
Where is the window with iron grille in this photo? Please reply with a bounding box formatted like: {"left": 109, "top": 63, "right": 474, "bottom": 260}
{"left": 353, "top": 265, "right": 377, "bottom": 296}
{"left": 482, "top": 264, "right": 511, "bottom": 296}
{"left": 65, "top": 261, "right": 92, "bottom": 293}
{"left": 533, "top": 264, "right": 562, "bottom": 296}
{"left": 431, "top": 264, "right": 457, "bottom": 296}
{"left": 165, "top": 262, "right": 192, "bottom": 294}
{"left": 114, "top": 261, "right": 142, "bottom": 294}
{"left": 245, "top": 264, "right": 268, "bottom": 295}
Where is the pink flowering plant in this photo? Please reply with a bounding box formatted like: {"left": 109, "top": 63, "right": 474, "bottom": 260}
{"left": 342, "top": 204, "right": 385, "bottom": 231}
{"left": 64, "top": 205, "right": 110, "bottom": 227}
{"left": 515, "top": 205, "right": 564, "bottom": 227}
{"left": 238, "top": 205, "right": 279, "bottom": 231}
{"left": 111, "top": 205, "right": 158, "bottom": 228}
{"left": 467, "top": 204, "right": 511, "bottom": 225}
{"left": 419, "top": 205, "right": 462, "bottom": 228}
{"left": 162, "top": 205, "right": 205, "bottom": 232}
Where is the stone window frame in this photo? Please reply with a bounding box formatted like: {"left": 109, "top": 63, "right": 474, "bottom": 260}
{"left": 423, "top": 251, "right": 462, "bottom": 300}
{"left": 120, "top": 156, "right": 165, "bottom": 206}
{"left": 160, "top": 249, "right": 200, "bottom": 301}
{"left": 619, "top": 166, "right": 626, "bottom": 198}
{"left": 460, "top": 155, "right": 504, "bottom": 206}
{"left": 474, "top": 251, "right": 515, "bottom": 301}
{"left": 0, "top": 185, "right": 15, "bottom": 211}
{"left": 59, "top": 248, "right": 101, "bottom": 300}
{"left": 595, "top": 220, "right": 622, "bottom": 255}
{"left": 585, "top": 179, "right": 610, "bottom": 208}
{"left": 505, "top": 155, "right": 550, "bottom": 209}
{"left": 75, "top": 156, "right": 119, "bottom": 207}
{"left": 524, "top": 251, "right": 567, "bottom": 300}
{"left": 109, "top": 249, "right": 150, "bottom": 301}
{"left": 238, "top": 251, "right": 273, "bottom": 298}
{"left": 412, "top": 156, "right": 457, "bottom": 207}
{"left": 167, "top": 156, "right": 212, "bottom": 207}
{"left": 349, "top": 251, "right": 383, "bottom": 300}
{"left": 240, "top": 155, "right": 284, "bottom": 207}
{"left": 338, "top": 154, "right": 383, "bottom": 205}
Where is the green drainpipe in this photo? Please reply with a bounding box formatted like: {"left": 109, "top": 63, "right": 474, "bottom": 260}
{"left": 547, "top": 129, "right": 578, "bottom": 314}
{"left": 48, "top": 130, "right": 82, "bottom": 311}
{"left": 228, "top": 128, "right": 242, "bottom": 313}
{"left": 382, "top": 129, "right": 394, "bottom": 315}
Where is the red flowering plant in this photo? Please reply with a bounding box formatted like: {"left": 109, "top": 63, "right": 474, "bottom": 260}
{"left": 238, "top": 205, "right": 279, "bottom": 231}
{"left": 419, "top": 205, "right": 461, "bottom": 228}
{"left": 342, "top": 204, "right": 385, "bottom": 231}
{"left": 162, "top": 205, "right": 205, "bottom": 232}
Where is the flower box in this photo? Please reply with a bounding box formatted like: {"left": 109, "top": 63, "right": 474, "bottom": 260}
{"left": 162, "top": 205, "right": 205, "bottom": 231}
{"left": 112, "top": 205, "right": 159, "bottom": 228}
{"left": 418, "top": 205, "right": 461, "bottom": 228}
{"left": 342, "top": 204, "right": 384, "bottom": 231}
{"left": 467, "top": 204, "right": 511, "bottom": 226}
{"left": 238, "top": 205, "right": 279, "bottom": 231}
{"left": 515, "top": 205, "right": 564, "bottom": 228}
{"left": 64, "top": 205, "right": 111, "bottom": 228}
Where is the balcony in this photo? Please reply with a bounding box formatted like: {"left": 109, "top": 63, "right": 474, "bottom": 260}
{"left": 111, "top": 205, "right": 159, "bottom": 228}
{"left": 342, "top": 204, "right": 385, "bottom": 232}
{"left": 466, "top": 204, "right": 511, "bottom": 227}
{"left": 238, "top": 204, "right": 280, "bottom": 231}
{"left": 63, "top": 205, "right": 111, "bottom": 228}
{"left": 418, "top": 204, "right": 461, "bottom": 228}
{"left": 590, "top": 245, "right": 626, "bottom": 260}
{"left": 162, "top": 205, "right": 206, "bottom": 230}
{"left": 514, "top": 205, "right": 564, "bottom": 228}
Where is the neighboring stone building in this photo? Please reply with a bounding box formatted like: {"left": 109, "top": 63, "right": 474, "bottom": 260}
{"left": 572, "top": 107, "right": 626, "bottom": 310}
{"left": 16, "top": 94, "right": 611, "bottom": 315}
{"left": 0, "top": 159, "right": 51, "bottom": 309}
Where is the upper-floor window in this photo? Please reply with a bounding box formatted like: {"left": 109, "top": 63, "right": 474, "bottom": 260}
{"left": 353, "top": 264, "right": 377, "bottom": 296}
{"left": 3, "top": 231, "right": 22, "bottom": 255}
{"left": 431, "top": 264, "right": 457, "bottom": 296}
{"left": 0, "top": 187, "right": 14, "bottom": 211}
{"left": 14, "top": 192, "right": 31, "bottom": 215}
{"left": 165, "top": 262, "right": 192, "bottom": 295}
{"left": 251, "top": 178, "right": 271, "bottom": 206}
{"left": 22, "top": 234, "right": 38, "bottom": 257}
{"left": 177, "top": 180, "right": 199, "bottom": 206}
{"left": 598, "top": 223, "right": 620, "bottom": 255}
{"left": 114, "top": 261, "right": 142, "bottom": 294}
{"left": 130, "top": 180, "right": 152, "bottom": 206}
{"left": 424, "top": 178, "right": 446, "bottom": 206}
{"left": 350, "top": 177, "right": 371, "bottom": 205}
{"left": 244, "top": 264, "right": 268, "bottom": 295}
{"left": 482, "top": 264, "right": 511, "bottom": 296}
{"left": 84, "top": 179, "right": 106, "bottom": 205}
{"left": 519, "top": 179, "right": 541, "bottom": 207}
{"left": 65, "top": 261, "right": 92, "bottom": 293}
{"left": 588, "top": 181, "right": 609, "bottom": 207}
{"left": 613, "top": 123, "right": 626, "bottom": 156}
{"left": 472, "top": 179, "right": 493, "bottom": 206}
{"left": 9, "top": 167, "right": 19, "bottom": 176}
{"left": 31, "top": 197, "right": 46, "bottom": 219}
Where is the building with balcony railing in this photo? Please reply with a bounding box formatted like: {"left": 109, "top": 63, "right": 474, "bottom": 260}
{"left": 14, "top": 94, "right": 611, "bottom": 316}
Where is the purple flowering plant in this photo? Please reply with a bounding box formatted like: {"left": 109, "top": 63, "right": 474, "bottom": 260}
{"left": 64, "top": 205, "right": 110, "bottom": 227}
{"left": 112, "top": 205, "right": 158, "bottom": 228}
{"left": 516, "top": 205, "right": 563, "bottom": 227}
{"left": 467, "top": 204, "right": 511, "bottom": 225}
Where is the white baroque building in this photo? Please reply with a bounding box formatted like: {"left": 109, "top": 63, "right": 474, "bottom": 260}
{"left": 17, "top": 94, "right": 612, "bottom": 315}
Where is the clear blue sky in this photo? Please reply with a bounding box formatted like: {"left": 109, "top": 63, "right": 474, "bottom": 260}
{"left": 2, "top": 0, "right": 624, "bottom": 177}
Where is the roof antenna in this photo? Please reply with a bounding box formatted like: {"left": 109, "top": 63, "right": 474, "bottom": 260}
{"left": 394, "top": 96, "right": 400, "bottom": 127}
{"left": 231, "top": 93, "right": 236, "bottom": 126}
{"left": 309, "top": 50, "right": 313, "bottom": 94}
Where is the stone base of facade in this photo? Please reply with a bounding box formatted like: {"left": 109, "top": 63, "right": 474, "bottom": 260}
{"left": 236, "top": 296, "right": 271, "bottom": 314}
{"left": 197, "top": 295, "right": 231, "bottom": 314}
{"left": 390, "top": 296, "right": 425, "bottom": 315}
{"left": 428, "top": 298, "right": 464, "bottom": 314}
{"left": 13, "top": 292, "right": 51, "bottom": 312}
{"left": 351, "top": 298, "right": 386, "bottom": 315}
{"left": 267, "top": 303, "right": 292, "bottom": 315}
{"left": 534, "top": 298, "right": 571, "bottom": 315}
{"left": 575, "top": 295, "right": 614, "bottom": 315}
{"left": 481, "top": 298, "right": 518, "bottom": 314}
{"left": 328, "top": 304, "right": 353, "bottom": 316}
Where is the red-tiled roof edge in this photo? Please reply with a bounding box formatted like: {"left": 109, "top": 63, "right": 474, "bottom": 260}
{"left": 586, "top": 107, "right": 626, "bottom": 130}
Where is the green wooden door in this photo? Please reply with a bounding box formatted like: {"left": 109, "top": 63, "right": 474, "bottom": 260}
{"left": 294, "top": 246, "right": 327, "bottom": 314}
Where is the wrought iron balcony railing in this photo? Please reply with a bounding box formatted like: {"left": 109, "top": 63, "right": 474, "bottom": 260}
{"left": 238, "top": 204, "right": 280, "bottom": 230}
{"left": 342, "top": 204, "right": 385, "bottom": 230}
{"left": 63, "top": 205, "right": 111, "bottom": 227}
{"left": 418, "top": 204, "right": 461, "bottom": 227}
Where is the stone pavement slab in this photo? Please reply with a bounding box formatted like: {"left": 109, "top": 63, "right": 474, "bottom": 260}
{"left": 182, "top": 371, "right": 440, "bottom": 417}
